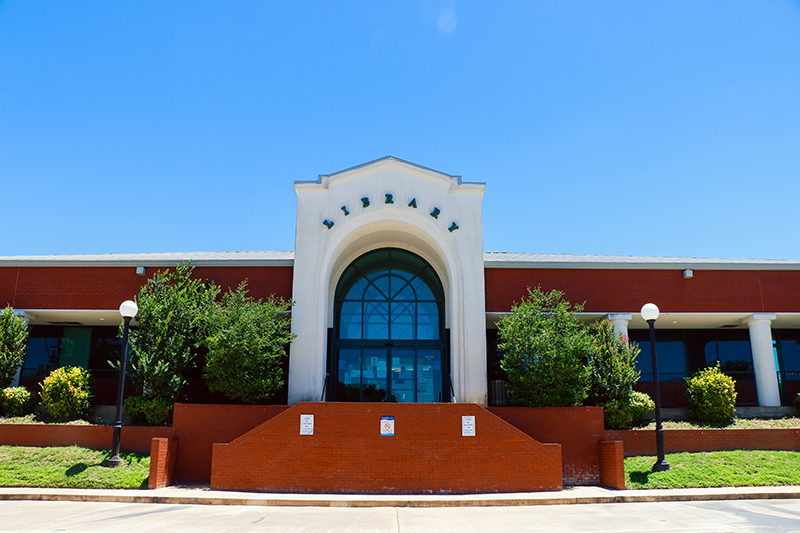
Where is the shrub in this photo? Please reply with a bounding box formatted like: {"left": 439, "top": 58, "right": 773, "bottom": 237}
{"left": 498, "top": 287, "right": 592, "bottom": 407}
{"left": 587, "top": 320, "right": 641, "bottom": 406}
{"left": 39, "top": 367, "right": 94, "bottom": 421}
{"left": 0, "top": 306, "right": 28, "bottom": 388}
{"left": 685, "top": 365, "right": 737, "bottom": 423}
{"left": 794, "top": 393, "right": 800, "bottom": 412}
{"left": 123, "top": 395, "right": 173, "bottom": 426}
{"left": 125, "top": 263, "right": 219, "bottom": 402}
{"left": 123, "top": 395, "right": 148, "bottom": 425}
{"left": 602, "top": 391, "right": 655, "bottom": 429}
{"left": 140, "top": 397, "right": 173, "bottom": 426}
{"left": 0, "top": 386, "right": 34, "bottom": 417}
{"left": 203, "top": 282, "right": 294, "bottom": 404}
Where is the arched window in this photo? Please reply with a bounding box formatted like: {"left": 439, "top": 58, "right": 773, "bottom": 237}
{"left": 330, "top": 248, "right": 448, "bottom": 402}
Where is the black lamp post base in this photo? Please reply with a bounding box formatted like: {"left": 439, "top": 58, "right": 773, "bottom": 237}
{"left": 652, "top": 459, "right": 671, "bottom": 472}
{"left": 103, "top": 456, "right": 124, "bottom": 468}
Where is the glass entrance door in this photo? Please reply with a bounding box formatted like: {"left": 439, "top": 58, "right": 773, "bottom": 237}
{"left": 330, "top": 248, "right": 448, "bottom": 403}
{"left": 390, "top": 348, "right": 415, "bottom": 403}
{"left": 331, "top": 248, "right": 447, "bottom": 402}
{"left": 333, "top": 346, "right": 443, "bottom": 402}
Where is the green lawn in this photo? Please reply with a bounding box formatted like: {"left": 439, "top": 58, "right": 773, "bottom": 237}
{"left": 0, "top": 414, "right": 93, "bottom": 425}
{"left": 632, "top": 417, "right": 800, "bottom": 430}
{"left": 0, "top": 445, "right": 150, "bottom": 489}
{"left": 625, "top": 450, "right": 800, "bottom": 489}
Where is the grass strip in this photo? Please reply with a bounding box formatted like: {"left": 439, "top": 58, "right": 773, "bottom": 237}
{"left": 625, "top": 450, "right": 800, "bottom": 489}
{"left": 632, "top": 417, "right": 800, "bottom": 430}
{"left": 0, "top": 445, "right": 150, "bottom": 489}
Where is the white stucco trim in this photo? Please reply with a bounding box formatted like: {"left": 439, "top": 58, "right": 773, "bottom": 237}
{"left": 288, "top": 158, "right": 486, "bottom": 405}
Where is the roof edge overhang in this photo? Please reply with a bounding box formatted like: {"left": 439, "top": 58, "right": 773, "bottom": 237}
{"left": 484, "top": 253, "right": 800, "bottom": 271}
{"left": 3, "top": 251, "right": 800, "bottom": 271}
{"left": 485, "top": 311, "right": 800, "bottom": 330}
{"left": 0, "top": 251, "right": 295, "bottom": 268}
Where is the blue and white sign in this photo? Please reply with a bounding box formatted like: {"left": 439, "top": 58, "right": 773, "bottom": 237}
{"left": 380, "top": 416, "right": 394, "bottom": 436}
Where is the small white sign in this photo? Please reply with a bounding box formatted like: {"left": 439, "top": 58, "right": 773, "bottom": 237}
{"left": 300, "top": 414, "right": 314, "bottom": 435}
{"left": 380, "top": 416, "right": 394, "bottom": 436}
{"left": 462, "top": 415, "right": 476, "bottom": 437}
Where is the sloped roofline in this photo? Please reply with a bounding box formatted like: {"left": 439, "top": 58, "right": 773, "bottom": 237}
{"left": 294, "top": 155, "right": 485, "bottom": 188}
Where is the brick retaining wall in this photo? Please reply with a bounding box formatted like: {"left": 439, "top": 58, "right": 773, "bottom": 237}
{"left": 211, "top": 403, "right": 563, "bottom": 494}
{"left": 0, "top": 424, "right": 173, "bottom": 453}
{"left": 606, "top": 428, "right": 800, "bottom": 456}
{"left": 488, "top": 406, "right": 606, "bottom": 486}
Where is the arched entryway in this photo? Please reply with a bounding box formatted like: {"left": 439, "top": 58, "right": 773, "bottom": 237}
{"left": 329, "top": 248, "right": 449, "bottom": 402}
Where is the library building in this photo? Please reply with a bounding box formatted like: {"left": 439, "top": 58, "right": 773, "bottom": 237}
{"left": 2, "top": 156, "right": 800, "bottom": 410}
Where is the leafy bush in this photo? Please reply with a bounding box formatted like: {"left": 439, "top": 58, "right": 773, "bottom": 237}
{"left": 39, "top": 367, "right": 94, "bottom": 420}
{"left": 602, "top": 391, "right": 655, "bottom": 429}
{"left": 685, "top": 365, "right": 737, "bottom": 423}
{"left": 122, "top": 395, "right": 148, "bottom": 425}
{"left": 140, "top": 397, "right": 173, "bottom": 426}
{"left": 125, "top": 263, "right": 219, "bottom": 402}
{"left": 0, "top": 386, "right": 34, "bottom": 417}
{"left": 587, "top": 320, "right": 641, "bottom": 406}
{"left": 123, "top": 395, "right": 173, "bottom": 426}
{"left": 203, "top": 282, "right": 294, "bottom": 404}
{"left": 498, "top": 287, "right": 592, "bottom": 407}
{"left": 794, "top": 393, "right": 800, "bottom": 412}
{"left": 0, "top": 307, "right": 28, "bottom": 388}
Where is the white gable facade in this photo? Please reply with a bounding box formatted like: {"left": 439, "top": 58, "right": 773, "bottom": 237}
{"left": 288, "top": 157, "right": 488, "bottom": 404}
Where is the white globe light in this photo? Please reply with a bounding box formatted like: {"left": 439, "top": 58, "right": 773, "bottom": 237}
{"left": 640, "top": 303, "right": 659, "bottom": 322}
{"left": 119, "top": 300, "right": 138, "bottom": 318}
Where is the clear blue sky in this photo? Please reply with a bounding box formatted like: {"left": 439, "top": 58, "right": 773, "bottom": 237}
{"left": 2, "top": 1, "right": 799, "bottom": 260}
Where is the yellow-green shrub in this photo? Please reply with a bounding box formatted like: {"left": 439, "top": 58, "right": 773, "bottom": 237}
{"left": 0, "top": 386, "right": 33, "bottom": 417}
{"left": 602, "top": 391, "right": 655, "bottom": 429}
{"left": 39, "top": 367, "right": 94, "bottom": 421}
{"left": 685, "top": 365, "right": 737, "bottom": 423}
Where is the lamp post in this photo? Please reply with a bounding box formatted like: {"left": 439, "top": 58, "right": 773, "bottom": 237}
{"left": 106, "top": 300, "right": 137, "bottom": 467}
{"left": 641, "top": 303, "right": 670, "bottom": 472}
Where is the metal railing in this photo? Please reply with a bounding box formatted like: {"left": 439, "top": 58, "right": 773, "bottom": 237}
{"left": 636, "top": 370, "right": 758, "bottom": 407}
{"left": 778, "top": 371, "right": 800, "bottom": 406}
{"left": 20, "top": 367, "right": 123, "bottom": 380}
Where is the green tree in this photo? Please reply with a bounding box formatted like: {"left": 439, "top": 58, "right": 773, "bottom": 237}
{"left": 498, "top": 287, "right": 592, "bottom": 407}
{"left": 0, "top": 306, "right": 28, "bottom": 388}
{"left": 586, "top": 320, "right": 641, "bottom": 406}
{"left": 126, "top": 263, "right": 219, "bottom": 401}
{"left": 587, "top": 320, "right": 652, "bottom": 428}
{"left": 202, "top": 282, "right": 294, "bottom": 404}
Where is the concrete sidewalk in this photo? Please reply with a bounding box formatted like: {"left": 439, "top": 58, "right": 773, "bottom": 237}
{"left": 1, "top": 485, "right": 799, "bottom": 508}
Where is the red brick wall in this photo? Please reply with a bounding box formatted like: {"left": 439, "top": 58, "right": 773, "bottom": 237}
{"left": 606, "top": 428, "right": 800, "bottom": 456}
{"left": 171, "top": 403, "right": 290, "bottom": 483}
{"left": 6, "top": 264, "right": 800, "bottom": 315}
{"left": 0, "top": 424, "right": 173, "bottom": 453}
{"left": 598, "top": 441, "right": 625, "bottom": 490}
{"left": 211, "top": 403, "right": 563, "bottom": 494}
{"left": 148, "top": 437, "right": 178, "bottom": 489}
{"left": 0, "top": 265, "right": 293, "bottom": 310}
{"left": 487, "top": 406, "right": 606, "bottom": 486}
{"left": 484, "top": 268, "right": 800, "bottom": 313}
{"left": 0, "top": 404, "right": 288, "bottom": 484}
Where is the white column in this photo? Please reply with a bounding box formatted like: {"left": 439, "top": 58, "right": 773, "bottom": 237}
{"left": 607, "top": 314, "right": 632, "bottom": 339}
{"left": 743, "top": 313, "right": 781, "bottom": 407}
{"left": 11, "top": 311, "right": 28, "bottom": 388}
